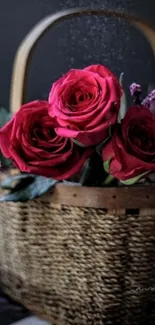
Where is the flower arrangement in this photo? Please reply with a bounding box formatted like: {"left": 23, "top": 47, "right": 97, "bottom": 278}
{"left": 0, "top": 64, "right": 155, "bottom": 201}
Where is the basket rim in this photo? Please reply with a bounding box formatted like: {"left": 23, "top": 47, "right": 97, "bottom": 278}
{"left": 40, "top": 183, "right": 155, "bottom": 209}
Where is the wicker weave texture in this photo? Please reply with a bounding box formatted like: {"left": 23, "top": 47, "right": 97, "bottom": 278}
{"left": 0, "top": 200, "right": 155, "bottom": 325}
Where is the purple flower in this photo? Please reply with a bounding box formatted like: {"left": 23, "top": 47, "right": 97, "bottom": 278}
{"left": 142, "top": 89, "right": 155, "bottom": 113}
{"left": 130, "top": 83, "right": 142, "bottom": 105}
{"left": 130, "top": 83, "right": 141, "bottom": 96}
{"left": 142, "top": 97, "right": 150, "bottom": 109}
{"left": 149, "top": 89, "right": 155, "bottom": 101}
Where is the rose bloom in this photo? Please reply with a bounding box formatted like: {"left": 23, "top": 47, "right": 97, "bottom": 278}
{"left": 102, "top": 106, "right": 155, "bottom": 181}
{"left": 0, "top": 101, "right": 93, "bottom": 180}
{"left": 48, "top": 64, "right": 122, "bottom": 147}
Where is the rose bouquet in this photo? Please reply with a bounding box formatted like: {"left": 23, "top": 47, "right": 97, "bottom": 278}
{"left": 0, "top": 64, "right": 155, "bottom": 201}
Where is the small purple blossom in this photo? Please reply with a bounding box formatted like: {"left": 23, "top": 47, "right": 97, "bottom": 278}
{"left": 130, "top": 83, "right": 141, "bottom": 97}
{"left": 142, "top": 89, "right": 155, "bottom": 107}
{"left": 142, "top": 89, "right": 155, "bottom": 113}
{"left": 142, "top": 97, "right": 150, "bottom": 108}
{"left": 148, "top": 89, "right": 155, "bottom": 101}
{"left": 130, "top": 83, "right": 142, "bottom": 105}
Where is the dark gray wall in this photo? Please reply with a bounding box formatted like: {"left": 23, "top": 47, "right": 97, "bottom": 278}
{"left": 0, "top": 0, "right": 155, "bottom": 108}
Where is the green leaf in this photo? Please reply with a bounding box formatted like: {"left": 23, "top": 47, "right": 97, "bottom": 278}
{"left": 0, "top": 154, "right": 12, "bottom": 168}
{"left": 0, "top": 173, "right": 35, "bottom": 190}
{"left": 118, "top": 73, "right": 127, "bottom": 123}
{"left": 103, "top": 160, "right": 111, "bottom": 173}
{"left": 71, "top": 138, "right": 86, "bottom": 147}
{"left": 0, "top": 107, "right": 11, "bottom": 127}
{"left": 79, "top": 158, "right": 92, "bottom": 185}
{"left": 119, "top": 72, "right": 124, "bottom": 86}
{"left": 103, "top": 174, "right": 114, "bottom": 185}
{"left": 120, "top": 172, "right": 149, "bottom": 185}
{"left": 63, "top": 180, "right": 81, "bottom": 186}
{"left": 96, "top": 137, "right": 110, "bottom": 156}
{"left": 119, "top": 91, "right": 127, "bottom": 121}
{"left": 0, "top": 174, "right": 57, "bottom": 202}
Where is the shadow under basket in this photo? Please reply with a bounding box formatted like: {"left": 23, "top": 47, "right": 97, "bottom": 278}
{"left": 1, "top": 6, "right": 155, "bottom": 325}
{"left": 0, "top": 184, "right": 155, "bottom": 325}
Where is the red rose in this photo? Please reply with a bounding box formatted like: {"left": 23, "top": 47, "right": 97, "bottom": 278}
{"left": 48, "top": 64, "right": 122, "bottom": 147}
{"left": 0, "top": 101, "right": 93, "bottom": 180}
{"left": 102, "top": 106, "right": 155, "bottom": 181}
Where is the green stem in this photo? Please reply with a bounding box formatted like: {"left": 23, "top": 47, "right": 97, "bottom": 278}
{"left": 103, "top": 174, "right": 114, "bottom": 185}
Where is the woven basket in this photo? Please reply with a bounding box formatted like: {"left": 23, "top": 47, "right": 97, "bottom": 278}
{"left": 1, "top": 8, "right": 155, "bottom": 325}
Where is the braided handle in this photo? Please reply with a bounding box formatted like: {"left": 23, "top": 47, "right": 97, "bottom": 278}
{"left": 10, "top": 7, "right": 155, "bottom": 114}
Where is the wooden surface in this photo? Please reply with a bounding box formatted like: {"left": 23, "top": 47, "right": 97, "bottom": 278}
{"left": 44, "top": 183, "right": 155, "bottom": 209}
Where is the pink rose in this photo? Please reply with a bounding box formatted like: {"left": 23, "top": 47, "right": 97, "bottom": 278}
{"left": 48, "top": 64, "right": 122, "bottom": 146}
{"left": 0, "top": 101, "right": 93, "bottom": 180}
{"left": 102, "top": 106, "right": 155, "bottom": 181}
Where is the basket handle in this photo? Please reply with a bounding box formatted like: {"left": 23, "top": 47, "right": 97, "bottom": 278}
{"left": 10, "top": 7, "right": 155, "bottom": 114}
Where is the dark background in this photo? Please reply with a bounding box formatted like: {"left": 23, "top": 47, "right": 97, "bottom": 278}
{"left": 0, "top": 0, "right": 155, "bottom": 109}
